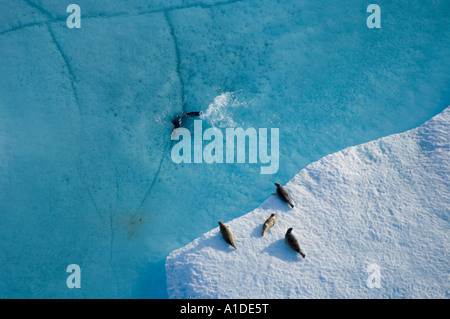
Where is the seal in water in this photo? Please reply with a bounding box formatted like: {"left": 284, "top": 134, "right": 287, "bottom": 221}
{"left": 261, "top": 213, "right": 276, "bottom": 236}
{"left": 285, "top": 228, "right": 305, "bottom": 258}
{"left": 172, "top": 111, "right": 202, "bottom": 129}
{"left": 274, "top": 183, "right": 294, "bottom": 208}
{"left": 218, "top": 221, "right": 237, "bottom": 249}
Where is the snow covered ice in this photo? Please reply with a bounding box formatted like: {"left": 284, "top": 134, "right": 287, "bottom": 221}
{"left": 166, "top": 107, "right": 450, "bottom": 299}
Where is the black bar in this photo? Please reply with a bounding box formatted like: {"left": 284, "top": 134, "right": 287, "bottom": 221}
{"left": 0, "top": 299, "right": 446, "bottom": 317}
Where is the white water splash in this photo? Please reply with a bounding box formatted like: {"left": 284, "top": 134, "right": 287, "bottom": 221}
{"left": 200, "top": 91, "right": 246, "bottom": 128}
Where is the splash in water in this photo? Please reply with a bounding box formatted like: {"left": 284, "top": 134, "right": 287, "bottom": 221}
{"left": 200, "top": 91, "right": 246, "bottom": 128}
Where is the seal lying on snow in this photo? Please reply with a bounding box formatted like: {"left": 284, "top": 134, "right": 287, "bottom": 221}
{"left": 218, "top": 221, "right": 237, "bottom": 249}
{"left": 274, "top": 183, "right": 294, "bottom": 208}
{"left": 285, "top": 228, "right": 305, "bottom": 258}
{"left": 261, "top": 213, "right": 276, "bottom": 236}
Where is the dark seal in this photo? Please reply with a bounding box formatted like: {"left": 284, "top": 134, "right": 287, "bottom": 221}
{"left": 172, "top": 111, "right": 202, "bottom": 129}
{"left": 285, "top": 228, "right": 305, "bottom": 258}
{"left": 274, "top": 183, "right": 294, "bottom": 208}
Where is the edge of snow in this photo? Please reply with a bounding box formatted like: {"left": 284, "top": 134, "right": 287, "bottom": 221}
{"left": 165, "top": 106, "right": 450, "bottom": 299}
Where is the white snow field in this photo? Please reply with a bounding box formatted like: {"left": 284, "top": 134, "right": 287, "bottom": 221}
{"left": 166, "top": 107, "right": 450, "bottom": 299}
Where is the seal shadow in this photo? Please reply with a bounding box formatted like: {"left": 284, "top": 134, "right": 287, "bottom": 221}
{"left": 194, "top": 231, "right": 236, "bottom": 253}
{"left": 251, "top": 224, "right": 264, "bottom": 238}
{"left": 251, "top": 223, "right": 277, "bottom": 238}
{"left": 260, "top": 196, "right": 293, "bottom": 213}
{"left": 216, "top": 235, "right": 237, "bottom": 253}
{"left": 261, "top": 238, "right": 303, "bottom": 262}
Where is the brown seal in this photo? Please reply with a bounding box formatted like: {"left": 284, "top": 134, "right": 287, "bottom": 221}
{"left": 261, "top": 213, "right": 276, "bottom": 236}
{"left": 218, "top": 221, "right": 237, "bottom": 249}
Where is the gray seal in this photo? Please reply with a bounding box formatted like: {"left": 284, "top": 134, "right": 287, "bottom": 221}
{"left": 274, "top": 183, "right": 294, "bottom": 208}
{"left": 285, "top": 228, "right": 305, "bottom": 258}
{"left": 218, "top": 221, "right": 237, "bottom": 249}
{"left": 261, "top": 213, "right": 276, "bottom": 236}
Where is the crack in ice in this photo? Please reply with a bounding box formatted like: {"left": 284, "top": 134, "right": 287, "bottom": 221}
{"left": 1, "top": 0, "right": 245, "bottom": 36}
{"left": 22, "top": 0, "right": 54, "bottom": 19}
{"left": 46, "top": 24, "right": 83, "bottom": 118}
{"left": 165, "top": 10, "right": 187, "bottom": 113}
{"left": 137, "top": 140, "right": 173, "bottom": 210}
{"left": 2, "top": 0, "right": 246, "bottom": 219}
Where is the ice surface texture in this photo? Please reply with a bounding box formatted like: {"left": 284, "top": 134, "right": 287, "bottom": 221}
{"left": 166, "top": 107, "right": 450, "bottom": 299}
{"left": 0, "top": 0, "right": 449, "bottom": 298}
